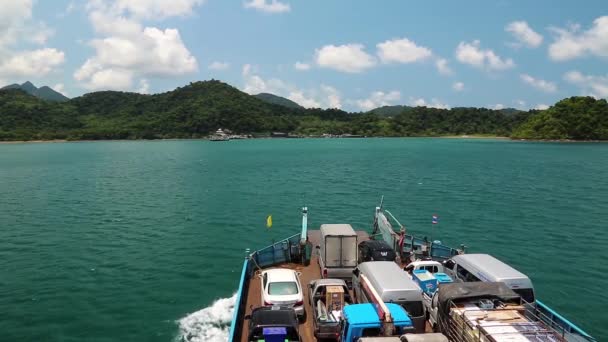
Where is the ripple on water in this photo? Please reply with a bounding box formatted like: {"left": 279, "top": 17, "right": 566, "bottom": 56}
{"left": 0, "top": 139, "right": 607, "bottom": 341}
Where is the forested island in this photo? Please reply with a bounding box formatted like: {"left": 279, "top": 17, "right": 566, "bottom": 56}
{"left": 0, "top": 80, "right": 606, "bottom": 141}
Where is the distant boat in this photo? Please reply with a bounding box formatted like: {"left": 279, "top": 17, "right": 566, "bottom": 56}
{"left": 209, "top": 128, "right": 229, "bottom": 141}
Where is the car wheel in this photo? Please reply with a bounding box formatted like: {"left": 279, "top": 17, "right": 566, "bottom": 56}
{"left": 299, "top": 311, "right": 307, "bottom": 323}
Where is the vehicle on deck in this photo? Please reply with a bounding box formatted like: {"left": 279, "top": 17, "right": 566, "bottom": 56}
{"left": 318, "top": 224, "right": 358, "bottom": 284}
{"left": 244, "top": 306, "right": 301, "bottom": 342}
{"left": 352, "top": 261, "right": 426, "bottom": 333}
{"left": 409, "top": 270, "right": 452, "bottom": 332}
{"left": 356, "top": 333, "right": 449, "bottom": 342}
{"left": 227, "top": 204, "right": 596, "bottom": 342}
{"left": 260, "top": 268, "right": 305, "bottom": 321}
{"left": 442, "top": 253, "right": 535, "bottom": 303}
{"left": 433, "top": 282, "right": 566, "bottom": 342}
{"left": 358, "top": 240, "right": 397, "bottom": 263}
{"left": 308, "top": 278, "right": 352, "bottom": 340}
{"left": 340, "top": 303, "right": 413, "bottom": 342}
{"left": 404, "top": 260, "right": 444, "bottom": 275}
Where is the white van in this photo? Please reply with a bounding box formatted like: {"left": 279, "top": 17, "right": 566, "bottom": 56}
{"left": 352, "top": 261, "right": 426, "bottom": 333}
{"left": 442, "top": 254, "right": 535, "bottom": 303}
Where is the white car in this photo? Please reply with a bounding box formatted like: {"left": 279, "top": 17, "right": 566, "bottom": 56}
{"left": 404, "top": 260, "right": 444, "bottom": 275}
{"left": 260, "top": 268, "right": 305, "bottom": 321}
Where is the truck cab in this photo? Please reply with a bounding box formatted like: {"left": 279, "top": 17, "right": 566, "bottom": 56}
{"left": 340, "top": 303, "right": 413, "bottom": 342}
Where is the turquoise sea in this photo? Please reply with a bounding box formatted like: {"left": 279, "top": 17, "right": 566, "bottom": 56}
{"left": 1, "top": 138, "right": 607, "bottom": 341}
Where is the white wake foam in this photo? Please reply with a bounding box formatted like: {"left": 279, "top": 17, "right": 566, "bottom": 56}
{"left": 177, "top": 294, "right": 237, "bottom": 342}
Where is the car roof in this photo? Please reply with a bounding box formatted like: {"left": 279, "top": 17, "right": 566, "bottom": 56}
{"left": 263, "top": 268, "right": 298, "bottom": 282}
{"left": 452, "top": 254, "right": 528, "bottom": 280}
{"left": 309, "top": 278, "right": 347, "bottom": 287}
{"left": 386, "top": 303, "right": 413, "bottom": 326}
{"left": 410, "top": 260, "right": 441, "bottom": 266}
{"left": 320, "top": 223, "right": 356, "bottom": 236}
{"left": 360, "top": 240, "right": 392, "bottom": 249}
{"left": 251, "top": 306, "right": 298, "bottom": 327}
{"left": 344, "top": 304, "right": 380, "bottom": 325}
{"left": 359, "top": 261, "right": 420, "bottom": 291}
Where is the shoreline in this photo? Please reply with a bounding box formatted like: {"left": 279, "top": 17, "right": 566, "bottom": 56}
{"left": 0, "top": 136, "right": 606, "bottom": 144}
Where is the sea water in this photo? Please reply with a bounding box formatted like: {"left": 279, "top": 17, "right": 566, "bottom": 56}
{"left": 1, "top": 138, "right": 606, "bottom": 341}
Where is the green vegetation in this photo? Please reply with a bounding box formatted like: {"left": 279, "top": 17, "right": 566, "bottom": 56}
{"left": 512, "top": 97, "right": 608, "bottom": 140}
{"left": 0, "top": 80, "right": 605, "bottom": 141}
{"left": 254, "top": 93, "right": 303, "bottom": 109}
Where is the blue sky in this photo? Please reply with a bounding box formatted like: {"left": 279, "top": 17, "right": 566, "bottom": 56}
{"left": 2, "top": 0, "right": 608, "bottom": 111}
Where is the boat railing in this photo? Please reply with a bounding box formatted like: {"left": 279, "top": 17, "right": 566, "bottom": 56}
{"left": 228, "top": 254, "right": 252, "bottom": 342}
{"left": 373, "top": 208, "right": 461, "bottom": 262}
{"left": 229, "top": 233, "right": 309, "bottom": 341}
{"left": 441, "top": 299, "right": 595, "bottom": 342}
{"left": 249, "top": 233, "right": 303, "bottom": 269}
{"left": 533, "top": 300, "right": 596, "bottom": 342}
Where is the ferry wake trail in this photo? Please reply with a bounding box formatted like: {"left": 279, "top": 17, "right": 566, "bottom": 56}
{"left": 177, "top": 294, "right": 236, "bottom": 342}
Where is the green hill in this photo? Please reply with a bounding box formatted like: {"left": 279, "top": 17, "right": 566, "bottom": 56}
{"left": 512, "top": 97, "right": 608, "bottom": 140}
{"left": 0, "top": 79, "right": 603, "bottom": 141}
{"left": 2, "top": 81, "right": 69, "bottom": 102}
{"left": 254, "top": 93, "right": 303, "bottom": 109}
{"left": 368, "top": 105, "right": 412, "bottom": 116}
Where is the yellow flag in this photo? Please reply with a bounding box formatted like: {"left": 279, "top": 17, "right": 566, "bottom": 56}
{"left": 266, "top": 215, "right": 272, "bottom": 229}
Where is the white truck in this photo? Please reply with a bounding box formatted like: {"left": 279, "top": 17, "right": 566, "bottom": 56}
{"left": 317, "top": 224, "right": 358, "bottom": 285}
{"left": 432, "top": 282, "right": 564, "bottom": 342}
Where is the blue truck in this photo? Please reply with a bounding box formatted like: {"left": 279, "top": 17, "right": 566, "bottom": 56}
{"left": 340, "top": 303, "right": 413, "bottom": 342}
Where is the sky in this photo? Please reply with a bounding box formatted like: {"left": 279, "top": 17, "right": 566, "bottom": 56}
{"left": 1, "top": 0, "right": 607, "bottom": 112}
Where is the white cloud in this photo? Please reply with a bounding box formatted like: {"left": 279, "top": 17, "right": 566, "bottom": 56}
{"left": 0, "top": 1, "right": 64, "bottom": 79}
{"left": 563, "top": 70, "right": 608, "bottom": 98}
{"left": 320, "top": 84, "right": 341, "bottom": 109}
{"left": 376, "top": 37, "right": 432, "bottom": 64}
{"left": 53, "top": 83, "right": 68, "bottom": 96}
{"left": 355, "top": 90, "right": 401, "bottom": 111}
{"left": 535, "top": 104, "right": 550, "bottom": 110}
{"left": 410, "top": 97, "right": 450, "bottom": 109}
{"left": 0, "top": 48, "right": 65, "bottom": 78}
{"left": 515, "top": 99, "right": 526, "bottom": 108}
{"left": 294, "top": 61, "right": 310, "bottom": 71}
{"left": 244, "top": 0, "right": 290, "bottom": 13}
{"left": 505, "top": 21, "right": 543, "bottom": 48}
{"left": 492, "top": 104, "right": 505, "bottom": 110}
{"left": 435, "top": 58, "right": 452, "bottom": 76}
{"left": 75, "top": 1, "right": 200, "bottom": 90}
{"left": 208, "top": 61, "right": 229, "bottom": 70}
{"left": 242, "top": 65, "right": 341, "bottom": 108}
{"left": 455, "top": 40, "right": 515, "bottom": 71}
{"left": 137, "top": 79, "right": 150, "bottom": 93}
{"left": 452, "top": 81, "right": 464, "bottom": 92}
{"left": 0, "top": 0, "right": 32, "bottom": 29}
{"left": 112, "top": 0, "right": 205, "bottom": 19}
{"left": 520, "top": 74, "right": 557, "bottom": 93}
{"left": 314, "top": 44, "right": 376, "bottom": 73}
{"left": 549, "top": 16, "right": 608, "bottom": 61}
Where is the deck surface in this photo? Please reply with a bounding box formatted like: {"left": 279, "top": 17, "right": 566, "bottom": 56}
{"left": 240, "top": 230, "right": 369, "bottom": 342}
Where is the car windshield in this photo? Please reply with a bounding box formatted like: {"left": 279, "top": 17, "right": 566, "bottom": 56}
{"left": 269, "top": 281, "right": 299, "bottom": 295}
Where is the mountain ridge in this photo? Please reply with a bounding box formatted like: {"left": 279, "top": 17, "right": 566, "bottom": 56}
{"left": 1, "top": 81, "right": 69, "bottom": 102}
{"left": 254, "top": 93, "right": 303, "bottom": 109}
{"left": 0, "top": 79, "right": 604, "bottom": 141}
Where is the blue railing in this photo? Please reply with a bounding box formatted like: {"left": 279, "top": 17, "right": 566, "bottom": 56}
{"left": 228, "top": 234, "right": 304, "bottom": 341}
{"left": 536, "top": 300, "right": 596, "bottom": 341}
{"left": 251, "top": 233, "right": 301, "bottom": 268}
{"left": 228, "top": 258, "right": 251, "bottom": 342}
